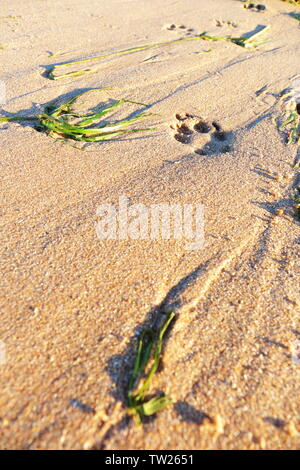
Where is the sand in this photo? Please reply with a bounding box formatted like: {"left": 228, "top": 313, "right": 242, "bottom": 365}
{"left": 0, "top": 0, "right": 300, "bottom": 450}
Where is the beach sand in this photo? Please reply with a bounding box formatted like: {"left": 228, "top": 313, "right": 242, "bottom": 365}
{"left": 0, "top": 0, "right": 300, "bottom": 449}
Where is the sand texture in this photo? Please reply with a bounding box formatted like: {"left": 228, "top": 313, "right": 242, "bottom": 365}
{"left": 0, "top": 0, "right": 300, "bottom": 449}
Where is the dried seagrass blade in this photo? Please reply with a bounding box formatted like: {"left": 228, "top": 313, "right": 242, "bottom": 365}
{"left": 48, "top": 26, "right": 271, "bottom": 80}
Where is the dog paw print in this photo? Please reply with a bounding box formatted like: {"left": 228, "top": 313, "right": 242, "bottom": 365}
{"left": 215, "top": 19, "right": 238, "bottom": 28}
{"left": 170, "top": 113, "right": 234, "bottom": 156}
{"left": 164, "top": 24, "right": 194, "bottom": 34}
{"left": 243, "top": 3, "right": 266, "bottom": 12}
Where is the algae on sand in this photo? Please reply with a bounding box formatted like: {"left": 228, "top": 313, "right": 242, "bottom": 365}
{"left": 0, "top": 89, "right": 156, "bottom": 145}
{"left": 128, "top": 312, "right": 175, "bottom": 425}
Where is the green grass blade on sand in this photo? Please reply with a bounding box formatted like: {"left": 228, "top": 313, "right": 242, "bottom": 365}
{"left": 0, "top": 88, "right": 156, "bottom": 145}
{"left": 49, "top": 87, "right": 113, "bottom": 118}
{"left": 292, "top": 187, "right": 300, "bottom": 220}
{"left": 0, "top": 115, "right": 37, "bottom": 122}
{"left": 48, "top": 26, "right": 271, "bottom": 80}
{"left": 71, "top": 127, "right": 155, "bottom": 142}
{"left": 132, "top": 396, "right": 172, "bottom": 418}
{"left": 39, "top": 111, "right": 153, "bottom": 136}
{"left": 48, "top": 37, "right": 198, "bottom": 80}
{"left": 280, "top": 110, "right": 300, "bottom": 145}
{"left": 290, "top": 12, "right": 300, "bottom": 21}
{"left": 78, "top": 98, "right": 149, "bottom": 127}
{"left": 281, "top": 0, "right": 300, "bottom": 6}
{"left": 202, "top": 25, "right": 271, "bottom": 48}
{"left": 128, "top": 312, "right": 175, "bottom": 425}
{"left": 78, "top": 99, "right": 125, "bottom": 127}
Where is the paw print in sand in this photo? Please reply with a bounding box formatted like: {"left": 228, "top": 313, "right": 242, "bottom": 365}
{"left": 164, "top": 24, "right": 194, "bottom": 35}
{"left": 170, "top": 113, "right": 234, "bottom": 156}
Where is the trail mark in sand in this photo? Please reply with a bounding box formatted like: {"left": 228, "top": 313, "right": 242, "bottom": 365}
{"left": 171, "top": 113, "right": 234, "bottom": 156}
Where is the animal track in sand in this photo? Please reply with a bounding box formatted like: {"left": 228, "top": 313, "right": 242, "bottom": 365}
{"left": 164, "top": 24, "right": 194, "bottom": 34}
{"left": 170, "top": 113, "right": 234, "bottom": 156}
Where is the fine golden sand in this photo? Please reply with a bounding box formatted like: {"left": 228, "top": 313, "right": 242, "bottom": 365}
{"left": 0, "top": 0, "right": 300, "bottom": 449}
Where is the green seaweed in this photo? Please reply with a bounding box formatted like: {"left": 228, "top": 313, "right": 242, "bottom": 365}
{"left": 128, "top": 312, "right": 175, "bottom": 425}
{"left": 280, "top": 110, "right": 300, "bottom": 145}
{"left": 292, "top": 186, "right": 300, "bottom": 220}
{"left": 0, "top": 89, "right": 155, "bottom": 145}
